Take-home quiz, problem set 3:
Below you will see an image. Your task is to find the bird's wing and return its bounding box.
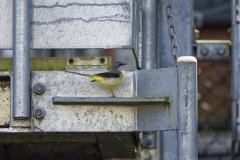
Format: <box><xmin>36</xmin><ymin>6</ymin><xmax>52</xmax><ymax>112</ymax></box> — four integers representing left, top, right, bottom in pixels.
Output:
<box><xmin>94</xmin><ymin>71</ymin><xmax>120</xmax><ymax>78</ymax></box>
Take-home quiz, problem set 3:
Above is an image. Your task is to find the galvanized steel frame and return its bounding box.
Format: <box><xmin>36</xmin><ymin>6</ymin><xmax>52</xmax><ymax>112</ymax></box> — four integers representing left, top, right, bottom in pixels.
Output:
<box><xmin>177</xmin><ymin>57</ymin><xmax>197</xmax><ymax>160</ymax></box>
<box><xmin>0</xmin><ymin>0</ymin><xmax>198</xmax><ymax>159</ymax></box>
<box><xmin>12</xmin><ymin>0</ymin><xmax>31</xmax><ymax>119</ymax></box>
<box><xmin>231</xmin><ymin>0</ymin><xmax>240</xmax><ymax>159</ymax></box>
<box><xmin>30</xmin><ymin>68</ymin><xmax>177</xmax><ymax>132</ymax></box>
<box><xmin>0</xmin><ymin>58</ymin><xmax>198</xmax><ymax>159</ymax></box>
<box><xmin>195</xmin><ymin>40</ymin><xmax>231</xmax><ymax>62</ymax></box>
<box><xmin>159</xmin><ymin>0</ymin><xmax>195</xmax><ymax>159</ymax></box>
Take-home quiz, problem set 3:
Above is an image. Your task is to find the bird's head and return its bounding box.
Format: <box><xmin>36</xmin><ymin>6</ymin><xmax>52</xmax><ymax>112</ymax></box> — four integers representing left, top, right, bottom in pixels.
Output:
<box><xmin>113</xmin><ymin>61</ymin><xmax>127</xmax><ymax>70</ymax></box>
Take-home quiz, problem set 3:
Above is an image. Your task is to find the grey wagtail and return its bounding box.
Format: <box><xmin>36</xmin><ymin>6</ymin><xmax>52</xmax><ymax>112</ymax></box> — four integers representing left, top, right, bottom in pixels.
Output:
<box><xmin>65</xmin><ymin>61</ymin><xmax>127</xmax><ymax>97</ymax></box>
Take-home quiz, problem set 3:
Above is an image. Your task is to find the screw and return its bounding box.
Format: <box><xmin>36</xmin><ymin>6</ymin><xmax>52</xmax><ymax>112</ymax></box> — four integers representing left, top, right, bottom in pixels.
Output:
<box><xmin>33</xmin><ymin>83</ymin><xmax>45</xmax><ymax>95</ymax></box>
<box><xmin>68</xmin><ymin>58</ymin><xmax>74</xmax><ymax>64</ymax></box>
<box><xmin>34</xmin><ymin>107</ymin><xmax>45</xmax><ymax>118</ymax></box>
<box><xmin>200</xmin><ymin>47</ymin><xmax>208</xmax><ymax>56</ymax></box>
<box><xmin>217</xmin><ymin>47</ymin><xmax>225</xmax><ymax>55</ymax></box>
<box><xmin>100</xmin><ymin>58</ymin><xmax>105</xmax><ymax>64</ymax></box>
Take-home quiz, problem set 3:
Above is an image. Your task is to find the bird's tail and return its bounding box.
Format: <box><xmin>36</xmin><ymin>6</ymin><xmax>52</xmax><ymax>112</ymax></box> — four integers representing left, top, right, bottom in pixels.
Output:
<box><xmin>65</xmin><ymin>70</ymin><xmax>89</xmax><ymax>76</ymax></box>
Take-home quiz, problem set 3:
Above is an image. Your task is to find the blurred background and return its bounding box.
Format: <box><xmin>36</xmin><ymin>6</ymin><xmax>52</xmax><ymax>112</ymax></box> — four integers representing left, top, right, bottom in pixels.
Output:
<box><xmin>195</xmin><ymin>0</ymin><xmax>231</xmax><ymax>159</ymax></box>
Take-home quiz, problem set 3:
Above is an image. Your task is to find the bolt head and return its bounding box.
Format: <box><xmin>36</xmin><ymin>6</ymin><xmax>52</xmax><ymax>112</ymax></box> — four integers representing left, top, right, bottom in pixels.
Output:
<box><xmin>33</xmin><ymin>83</ymin><xmax>45</xmax><ymax>95</ymax></box>
<box><xmin>200</xmin><ymin>47</ymin><xmax>209</xmax><ymax>55</ymax></box>
<box><xmin>217</xmin><ymin>48</ymin><xmax>225</xmax><ymax>55</ymax></box>
<box><xmin>34</xmin><ymin>107</ymin><xmax>45</xmax><ymax>118</ymax></box>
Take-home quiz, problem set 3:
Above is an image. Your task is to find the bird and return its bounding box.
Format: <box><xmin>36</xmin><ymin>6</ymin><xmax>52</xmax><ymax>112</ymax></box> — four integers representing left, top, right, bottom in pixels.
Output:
<box><xmin>65</xmin><ymin>61</ymin><xmax>127</xmax><ymax>97</ymax></box>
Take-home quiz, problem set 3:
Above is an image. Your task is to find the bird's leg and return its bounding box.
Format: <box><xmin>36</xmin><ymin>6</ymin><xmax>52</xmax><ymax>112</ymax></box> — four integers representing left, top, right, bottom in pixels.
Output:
<box><xmin>110</xmin><ymin>89</ymin><xmax>116</xmax><ymax>98</ymax></box>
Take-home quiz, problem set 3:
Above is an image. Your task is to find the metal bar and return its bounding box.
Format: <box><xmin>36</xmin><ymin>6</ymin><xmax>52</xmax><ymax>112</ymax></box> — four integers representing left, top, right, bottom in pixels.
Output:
<box><xmin>13</xmin><ymin>0</ymin><xmax>31</xmax><ymax>119</ymax></box>
<box><xmin>177</xmin><ymin>56</ymin><xmax>197</xmax><ymax>160</ymax></box>
<box><xmin>231</xmin><ymin>101</ymin><xmax>237</xmax><ymax>158</ymax></box>
<box><xmin>195</xmin><ymin>40</ymin><xmax>231</xmax><ymax>62</ymax></box>
<box><xmin>232</xmin><ymin>0</ymin><xmax>236</xmax><ymax>26</ymax></box>
<box><xmin>138</xmin><ymin>6</ymin><xmax>143</xmax><ymax>68</ymax></box>
<box><xmin>156</xmin><ymin>1</ymin><xmax>161</xmax><ymax>68</ymax></box>
<box><xmin>231</xmin><ymin>25</ymin><xmax>239</xmax><ymax>140</ymax></box>
<box><xmin>231</xmin><ymin>7</ymin><xmax>239</xmax><ymax>102</ymax></box>
<box><xmin>140</xmin><ymin>0</ymin><xmax>157</xmax><ymax>157</ymax></box>
<box><xmin>52</xmin><ymin>96</ymin><xmax>169</xmax><ymax>105</ymax></box>
<box><xmin>141</xmin><ymin>0</ymin><xmax>156</xmax><ymax>69</ymax></box>
<box><xmin>231</xmin><ymin>1</ymin><xmax>239</xmax><ymax>159</ymax></box>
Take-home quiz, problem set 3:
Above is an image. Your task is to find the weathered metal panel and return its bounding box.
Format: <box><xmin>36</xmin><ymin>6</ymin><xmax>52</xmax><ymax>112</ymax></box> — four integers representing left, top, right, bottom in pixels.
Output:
<box><xmin>31</xmin><ymin>68</ymin><xmax>177</xmax><ymax>132</ymax></box>
<box><xmin>136</xmin><ymin>68</ymin><xmax>178</xmax><ymax>130</ymax></box>
<box><xmin>0</xmin><ymin>0</ymin><xmax>135</xmax><ymax>49</ymax></box>
<box><xmin>0</xmin><ymin>0</ymin><xmax>12</xmax><ymax>49</ymax></box>
<box><xmin>31</xmin><ymin>71</ymin><xmax>136</xmax><ymax>132</ymax></box>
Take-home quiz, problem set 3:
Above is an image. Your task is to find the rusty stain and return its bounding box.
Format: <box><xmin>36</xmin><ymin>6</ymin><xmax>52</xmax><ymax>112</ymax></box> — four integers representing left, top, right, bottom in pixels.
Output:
<box><xmin>0</xmin><ymin>122</ymin><xmax>10</xmax><ymax>128</ymax></box>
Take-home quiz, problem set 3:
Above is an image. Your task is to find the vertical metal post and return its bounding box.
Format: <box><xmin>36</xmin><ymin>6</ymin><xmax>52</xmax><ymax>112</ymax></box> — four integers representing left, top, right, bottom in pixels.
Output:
<box><xmin>156</xmin><ymin>1</ymin><xmax>161</xmax><ymax>68</ymax></box>
<box><xmin>159</xmin><ymin>0</ymin><xmax>194</xmax><ymax>159</ymax></box>
<box><xmin>140</xmin><ymin>0</ymin><xmax>158</xmax><ymax>159</ymax></box>
<box><xmin>141</xmin><ymin>0</ymin><xmax>156</xmax><ymax>69</ymax></box>
<box><xmin>231</xmin><ymin>25</ymin><xmax>239</xmax><ymax>159</ymax></box>
<box><xmin>13</xmin><ymin>0</ymin><xmax>31</xmax><ymax>119</ymax></box>
<box><xmin>177</xmin><ymin>56</ymin><xmax>197</xmax><ymax>160</ymax></box>
<box><xmin>231</xmin><ymin>0</ymin><xmax>239</xmax><ymax>158</ymax></box>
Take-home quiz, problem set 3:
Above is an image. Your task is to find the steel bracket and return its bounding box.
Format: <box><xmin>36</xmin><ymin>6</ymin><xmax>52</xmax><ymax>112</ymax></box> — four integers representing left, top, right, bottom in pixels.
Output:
<box><xmin>195</xmin><ymin>40</ymin><xmax>231</xmax><ymax>61</ymax></box>
<box><xmin>30</xmin><ymin>68</ymin><xmax>177</xmax><ymax>132</ymax></box>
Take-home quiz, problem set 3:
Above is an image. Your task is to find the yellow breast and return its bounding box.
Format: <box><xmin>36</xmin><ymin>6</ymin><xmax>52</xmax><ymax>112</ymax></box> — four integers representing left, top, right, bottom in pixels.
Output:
<box><xmin>90</xmin><ymin>70</ymin><xmax>125</xmax><ymax>89</ymax></box>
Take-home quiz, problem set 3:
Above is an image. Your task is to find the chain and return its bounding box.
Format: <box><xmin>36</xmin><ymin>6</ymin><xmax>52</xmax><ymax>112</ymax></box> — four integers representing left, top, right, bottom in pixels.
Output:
<box><xmin>164</xmin><ymin>0</ymin><xmax>180</xmax><ymax>63</ymax></box>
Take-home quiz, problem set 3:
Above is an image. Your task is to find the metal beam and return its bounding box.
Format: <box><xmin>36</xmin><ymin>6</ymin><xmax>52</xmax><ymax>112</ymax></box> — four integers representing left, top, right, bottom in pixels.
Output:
<box><xmin>195</xmin><ymin>40</ymin><xmax>230</xmax><ymax>62</ymax></box>
<box><xmin>177</xmin><ymin>56</ymin><xmax>197</xmax><ymax>160</ymax></box>
<box><xmin>141</xmin><ymin>0</ymin><xmax>157</xmax><ymax>69</ymax></box>
<box><xmin>159</xmin><ymin>0</ymin><xmax>194</xmax><ymax>159</ymax></box>
<box><xmin>12</xmin><ymin>0</ymin><xmax>31</xmax><ymax>119</ymax></box>
<box><xmin>231</xmin><ymin>0</ymin><xmax>240</xmax><ymax>158</ymax></box>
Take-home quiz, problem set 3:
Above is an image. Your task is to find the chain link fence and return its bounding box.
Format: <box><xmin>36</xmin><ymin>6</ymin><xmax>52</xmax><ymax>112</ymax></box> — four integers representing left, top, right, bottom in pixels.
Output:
<box><xmin>197</xmin><ymin>61</ymin><xmax>231</xmax><ymax>159</ymax></box>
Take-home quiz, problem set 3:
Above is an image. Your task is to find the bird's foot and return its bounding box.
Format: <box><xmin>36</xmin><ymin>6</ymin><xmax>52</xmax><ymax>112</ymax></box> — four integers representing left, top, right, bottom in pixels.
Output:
<box><xmin>110</xmin><ymin>89</ymin><xmax>116</xmax><ymax>98</ymax></box>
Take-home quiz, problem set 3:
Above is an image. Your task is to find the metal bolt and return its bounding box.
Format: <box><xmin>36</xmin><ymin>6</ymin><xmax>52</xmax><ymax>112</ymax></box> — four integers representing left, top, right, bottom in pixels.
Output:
<box><xmin>100</xmin><ymin>58</ymin><xmax>105</xmax><ymax>64</ymax></box>
<box><xmin>34</xmin><ymin>107</ymin><xmax>45</xmax><ymax>118</ymax></box>
<box><xmin>68</xmin><ymin>58</ymin><xmax>74</xmax><ymax>64</ymax></box>
<box><xmin>33</xmin><ymin>83</ymin><xmax>45</xmax><ymax>95</ymax></box>
<box><xmin>146</xmin><ymin>139</ymin><xmax>152</xmax><ymax>147</ymax></box>
<box><xmin>217</xmin><ymin>47</ymin><xmax>225</xmax><ymax>55</ymax></box>
<box><xmin>200</xmin><ymin>47</ymin><xmax>208</xmax><ymax>56</ymax></box>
